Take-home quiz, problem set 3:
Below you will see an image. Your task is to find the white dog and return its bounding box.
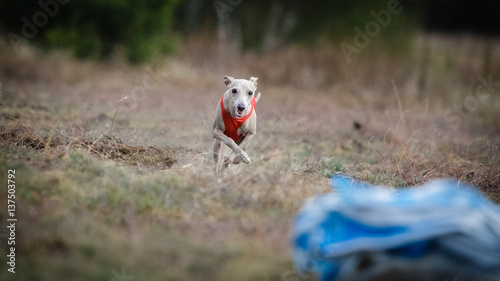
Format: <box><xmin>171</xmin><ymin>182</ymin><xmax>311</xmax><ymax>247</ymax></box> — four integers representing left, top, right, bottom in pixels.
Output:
<box><xmin>212</xmin><ymin>76</ymin><xmax>261</xmax><ymax>174</ymax></box>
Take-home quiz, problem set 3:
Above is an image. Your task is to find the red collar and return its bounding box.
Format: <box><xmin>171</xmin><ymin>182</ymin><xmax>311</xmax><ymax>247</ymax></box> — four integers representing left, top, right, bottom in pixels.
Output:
<box><xmin>220</xmin><ymin>96</ymin><xmax>256</xmax><ymax>142</ymax></box>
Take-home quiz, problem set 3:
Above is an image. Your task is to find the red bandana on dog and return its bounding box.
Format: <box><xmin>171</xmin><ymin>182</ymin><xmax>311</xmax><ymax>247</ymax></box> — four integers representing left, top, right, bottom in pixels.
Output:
<box><xmin>220</xmin><ymin>96</ymin><xmax>256</xmax><ymax>142</ymax></box>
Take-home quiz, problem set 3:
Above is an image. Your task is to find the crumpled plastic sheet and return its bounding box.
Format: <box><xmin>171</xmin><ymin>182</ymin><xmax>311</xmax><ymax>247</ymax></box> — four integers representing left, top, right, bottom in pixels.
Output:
<box><xmin>292</xmin><ymin>174</ymin><xmax>500</xmax><ymax>281</ymax></box>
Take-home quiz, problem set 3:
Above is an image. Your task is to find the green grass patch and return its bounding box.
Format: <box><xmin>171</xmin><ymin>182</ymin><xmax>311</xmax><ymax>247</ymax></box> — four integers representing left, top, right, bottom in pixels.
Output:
<box><xmin>320</xmin><ymin>157</ymin><xmax>344</xmax><ymax>178</ymax></box>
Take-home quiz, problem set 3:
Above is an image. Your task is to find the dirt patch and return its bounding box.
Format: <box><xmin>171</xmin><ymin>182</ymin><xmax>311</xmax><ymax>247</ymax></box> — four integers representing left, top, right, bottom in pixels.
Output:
<box><xmin>0</xmin><ymin>125</ymin><xmax>178</xmax><ymax>169</ymax></box>
<box><xmin>85</xmin><ymin>136</ymin><xmax>178</xmax><ymax>168</ymax></box>
<box><xmin>0</xmin><ymin>125</ymin><xmax>64</xmax><ymax>150</ymax></box>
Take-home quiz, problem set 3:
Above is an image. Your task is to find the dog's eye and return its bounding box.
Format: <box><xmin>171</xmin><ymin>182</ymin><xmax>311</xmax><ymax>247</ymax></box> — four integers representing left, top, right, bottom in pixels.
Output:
<box><xmin>248</xmin><ymin>91</ymin><xmax>253</xmax><ymax>96</ymax></box>
<box><xmin>231</xmin><ymin>89</ymin><xmax>237</xmax><ymax>94</ymax></box>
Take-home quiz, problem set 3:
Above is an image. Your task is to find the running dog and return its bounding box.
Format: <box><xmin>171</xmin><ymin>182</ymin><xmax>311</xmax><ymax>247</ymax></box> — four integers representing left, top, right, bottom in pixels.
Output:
<box><xmin>212</xmin><ymin>76</ymin><xmax>261</xmax><ymax>174</ymax></box>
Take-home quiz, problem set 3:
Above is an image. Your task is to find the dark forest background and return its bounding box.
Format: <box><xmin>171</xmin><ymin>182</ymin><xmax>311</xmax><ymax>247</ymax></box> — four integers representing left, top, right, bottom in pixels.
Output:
<box><xmin>1</xmin><ymin>0</ymin><xmax>499</xmax><ymax>63</ymax></box>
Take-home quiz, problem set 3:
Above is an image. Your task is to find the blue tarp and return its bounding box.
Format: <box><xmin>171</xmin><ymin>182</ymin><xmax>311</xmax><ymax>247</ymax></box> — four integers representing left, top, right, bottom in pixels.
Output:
<box><xmin>292</xmin><ymin>174</ymin><xmax>500</xmax><ymax>281</ymax></box>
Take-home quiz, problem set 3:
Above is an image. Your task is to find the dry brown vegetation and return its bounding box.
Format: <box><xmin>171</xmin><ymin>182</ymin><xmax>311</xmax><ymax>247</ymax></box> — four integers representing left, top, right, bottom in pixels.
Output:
<box><xmin>0</xmin><ymin>125</ymin><xmax>178</xmax><ymax>169</ymax></box>
<box><xmin>0</xmin><ymin>33</ymin><xmax>499</xmax><ymax>280</ymax></box>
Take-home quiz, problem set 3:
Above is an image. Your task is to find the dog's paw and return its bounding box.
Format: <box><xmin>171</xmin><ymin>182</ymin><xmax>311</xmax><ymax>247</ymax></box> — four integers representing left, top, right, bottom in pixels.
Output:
<box><xmin>238</xmin><ymin>151</ymin><xmax>251</xmax><ymax>164</ymax></box>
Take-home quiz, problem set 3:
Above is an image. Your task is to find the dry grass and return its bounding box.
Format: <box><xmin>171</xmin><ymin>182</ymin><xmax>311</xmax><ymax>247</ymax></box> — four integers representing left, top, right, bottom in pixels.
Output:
<box><xmin>0</xmin><ymin>33</ymin><xmax>499</xmax><ymax>280</ymax></box>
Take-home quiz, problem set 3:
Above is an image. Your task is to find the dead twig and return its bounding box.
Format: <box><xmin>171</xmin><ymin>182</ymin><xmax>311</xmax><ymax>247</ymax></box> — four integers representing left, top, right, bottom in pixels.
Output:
<box><xmin>109</xmin><ymin>107</ymin><xmax>120</xmax><ymax>144</ymax></box>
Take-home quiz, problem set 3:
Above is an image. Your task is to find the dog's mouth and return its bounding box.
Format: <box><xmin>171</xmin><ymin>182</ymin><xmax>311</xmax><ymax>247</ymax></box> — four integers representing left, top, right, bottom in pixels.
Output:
<box><xmin>235</xmin><ymin>109</ymin><xmax>244</xmax><ymax>118</ymax></box>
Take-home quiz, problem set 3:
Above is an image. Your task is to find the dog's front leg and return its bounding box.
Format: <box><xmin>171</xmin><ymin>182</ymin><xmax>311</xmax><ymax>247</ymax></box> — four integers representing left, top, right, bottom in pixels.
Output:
<box><xmin>231</xmin><ymin>133</ymin><xmax>255</xmax><ymax>165</ymax></box>
<box><xmin>212</xmin><ymin>128</ymin><xmax>251</xmax><ymax>164</ymax></box>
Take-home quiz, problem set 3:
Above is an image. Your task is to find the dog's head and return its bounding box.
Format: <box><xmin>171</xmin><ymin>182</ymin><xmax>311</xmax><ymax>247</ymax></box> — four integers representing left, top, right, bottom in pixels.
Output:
<box><xmin>223</xmin><ymin>76</ymin><xmax>258</xmax><ymax>118</ymax></box>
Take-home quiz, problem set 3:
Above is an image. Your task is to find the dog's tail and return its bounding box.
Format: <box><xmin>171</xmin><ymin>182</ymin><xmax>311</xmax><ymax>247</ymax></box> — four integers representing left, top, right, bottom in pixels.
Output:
<box><xmin>255</xmin><ymin>92</ymin><xmax>261</xmax><ymax>103</ymax></box>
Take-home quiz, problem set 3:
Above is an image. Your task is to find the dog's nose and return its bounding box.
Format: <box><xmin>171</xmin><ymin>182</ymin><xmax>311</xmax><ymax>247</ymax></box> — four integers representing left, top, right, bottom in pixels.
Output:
<box><xmin>237</xmin><ymin>105</ymin><xmax>246</xmax><ymax>112</ymax></box>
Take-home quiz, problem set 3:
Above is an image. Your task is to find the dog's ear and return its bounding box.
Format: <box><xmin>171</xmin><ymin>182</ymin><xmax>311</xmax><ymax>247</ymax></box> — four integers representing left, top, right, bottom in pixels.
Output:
<box><xmin>224</xmin><ymin>76</ymin><xmax>234</xmax><ymax>87</ymax></box>
<box><xmin>250</xmin><ymin>77</ymin><xmax>258</xmax><ymax>86</ymax></box>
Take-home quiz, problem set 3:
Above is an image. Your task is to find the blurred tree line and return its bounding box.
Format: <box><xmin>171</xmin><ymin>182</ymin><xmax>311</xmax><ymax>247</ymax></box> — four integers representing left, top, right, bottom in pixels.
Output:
<box><xmin>1</xmin><ymin>0</ymin><xmax>179</xmax><ymax>63</ymax></box>
<box><xmin>1</xmin><ymin>0</ymin><xmax>498</xmax><ymax>63</ymax></box>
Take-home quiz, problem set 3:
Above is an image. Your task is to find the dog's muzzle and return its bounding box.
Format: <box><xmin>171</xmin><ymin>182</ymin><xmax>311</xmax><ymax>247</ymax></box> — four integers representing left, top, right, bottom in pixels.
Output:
<box><xmin>236</xmin><ymin>104</ymin><xmax>246</xmax><ymax>117</ymax></box>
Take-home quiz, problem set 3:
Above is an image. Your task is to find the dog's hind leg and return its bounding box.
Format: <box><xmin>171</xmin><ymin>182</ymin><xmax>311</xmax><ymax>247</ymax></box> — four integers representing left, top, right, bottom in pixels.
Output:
<box><xmin>213</xmin><ymin>138</ymin><xmax>223</xmax><ymax>173</ymax></box>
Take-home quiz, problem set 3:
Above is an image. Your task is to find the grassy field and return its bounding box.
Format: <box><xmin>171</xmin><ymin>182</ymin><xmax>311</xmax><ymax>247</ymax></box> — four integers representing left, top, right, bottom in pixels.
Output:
<box><xmin>0</xmin><ymin>34</ymin><xmax>499</xmax><ymax>280</ymax></box>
